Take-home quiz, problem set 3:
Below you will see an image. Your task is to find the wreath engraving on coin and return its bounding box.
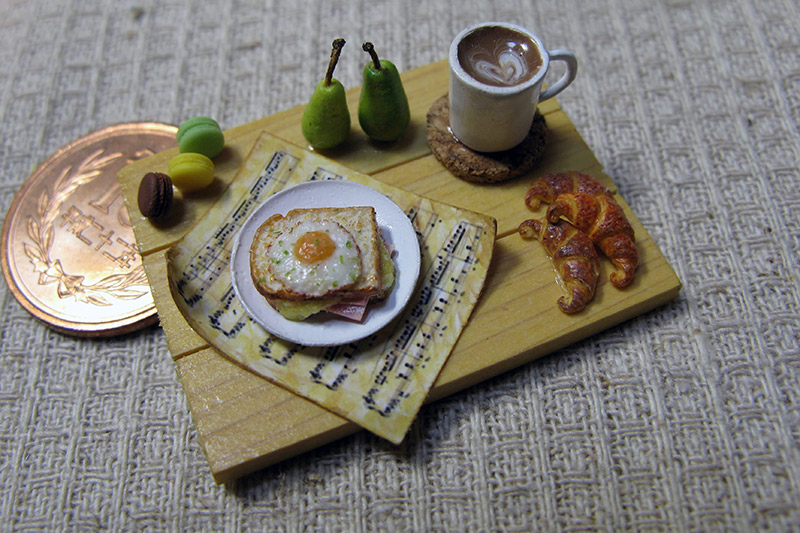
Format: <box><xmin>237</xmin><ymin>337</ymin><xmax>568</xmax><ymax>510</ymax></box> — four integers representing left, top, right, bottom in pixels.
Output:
<box><xmin>1</xmin><ymin>122</ymin><xmax>178</xmax><ymax>336</ymax></box>
<box><xmin>24</xmin><ymin>148</ymin><xmax>151</xmax><ymax>305</ymax></box>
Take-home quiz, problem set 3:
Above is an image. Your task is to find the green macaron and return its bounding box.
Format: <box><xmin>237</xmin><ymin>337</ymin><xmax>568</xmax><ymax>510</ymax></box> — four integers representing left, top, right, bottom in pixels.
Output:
<box><xmin>176</xmin><ymin>116</ymin><xmax>225</xmax><ymax>159</ymax></box>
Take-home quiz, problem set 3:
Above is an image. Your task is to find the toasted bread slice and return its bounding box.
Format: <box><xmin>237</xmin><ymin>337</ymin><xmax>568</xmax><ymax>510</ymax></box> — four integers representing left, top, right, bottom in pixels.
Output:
<box><xmin>250</xmin><ymin>206</ymin><xmax>383</xmax><ymax>303</ymax></box>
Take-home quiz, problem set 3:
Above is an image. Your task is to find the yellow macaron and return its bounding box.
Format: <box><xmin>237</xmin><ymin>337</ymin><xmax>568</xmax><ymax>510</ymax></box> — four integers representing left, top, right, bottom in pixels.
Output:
<box><xmin>168</xmin><ymin>152</ymin><xmax>215</xmax><ymax>192</ymax></box>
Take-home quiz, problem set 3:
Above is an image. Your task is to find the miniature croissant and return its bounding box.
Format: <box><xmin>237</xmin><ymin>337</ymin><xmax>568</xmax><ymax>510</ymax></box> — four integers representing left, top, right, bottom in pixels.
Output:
<box><xmin>519</xmin><ymin>218</ymin><xmax>600</xmax><ymax>314</ymax></box>
<box><xmin>547</xmin><ymin>192</ymin><xmax>638</xmax><ymax>288</ymax></box>
<box><xmin>525</xmin><ymin>171</ymin><xmax>611</xmax><ymax>210</ymax></box>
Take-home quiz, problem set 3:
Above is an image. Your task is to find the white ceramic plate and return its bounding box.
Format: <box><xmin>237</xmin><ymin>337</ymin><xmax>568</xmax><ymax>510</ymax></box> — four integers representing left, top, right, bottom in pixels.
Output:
<box><xmin>230</xmin><ymin>180</ymin><xmax>421</xmax><ymax>346</ymax></box>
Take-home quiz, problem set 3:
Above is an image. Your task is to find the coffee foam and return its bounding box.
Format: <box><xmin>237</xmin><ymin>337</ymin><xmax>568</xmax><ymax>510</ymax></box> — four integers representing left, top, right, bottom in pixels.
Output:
<box><xmin>469</xmin><ymin>49</ymin><xmax>531</xmax><ymax>86</ymax></box>
<box><xmin>457</xmin><ymin>26</ymin><xmax>542</xmax><ymax>88</ymax></box>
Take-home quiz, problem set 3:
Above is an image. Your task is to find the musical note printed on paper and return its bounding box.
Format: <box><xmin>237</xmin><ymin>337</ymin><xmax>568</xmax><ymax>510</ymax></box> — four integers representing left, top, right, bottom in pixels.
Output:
<box><xmin>166</xmin><ymin>133</ymin><xmax>496</xmax><ymax>443</ymax></box>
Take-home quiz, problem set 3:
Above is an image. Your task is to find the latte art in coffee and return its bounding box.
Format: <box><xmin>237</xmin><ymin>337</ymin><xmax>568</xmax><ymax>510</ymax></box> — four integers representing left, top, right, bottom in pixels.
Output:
<box><xmin>457</xmin><ymin>26</ymin><xmax>542</xmax><ymax>87</ymax></box>
<box><xmin>470</xmin><ymin>49</ymin><xmax>531</xmax><ymax>86</ymax></box>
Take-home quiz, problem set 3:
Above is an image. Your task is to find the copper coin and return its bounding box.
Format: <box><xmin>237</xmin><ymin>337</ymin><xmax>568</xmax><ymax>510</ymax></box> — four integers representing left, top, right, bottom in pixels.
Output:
<box><xmin>1</xmin><ymin>122</ymin><xmax>178</xmax><ymax>337</ymax></box>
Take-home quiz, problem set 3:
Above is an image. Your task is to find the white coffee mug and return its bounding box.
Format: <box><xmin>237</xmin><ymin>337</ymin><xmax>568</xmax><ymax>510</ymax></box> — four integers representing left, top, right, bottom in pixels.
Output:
<box><xmin>449</xmin><ymin>22</ymin><xmax>578</xmax><ymax>153</ymax></box>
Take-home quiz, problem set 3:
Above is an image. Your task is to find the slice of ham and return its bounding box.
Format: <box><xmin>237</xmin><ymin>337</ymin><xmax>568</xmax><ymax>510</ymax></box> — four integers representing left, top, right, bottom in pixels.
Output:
<box><xmin>325</xmin><ymin>296</ymin><xmax>371</xmax><ymax>322</ymax></box>
<box><xmin>323</xmin><ymin>240</ymin><xmax>396</xmax><ymax>322</ymax></box>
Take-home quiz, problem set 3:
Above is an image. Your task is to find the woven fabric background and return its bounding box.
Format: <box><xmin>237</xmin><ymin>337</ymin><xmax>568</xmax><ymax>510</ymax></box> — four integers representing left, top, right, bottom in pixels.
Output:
<box><xmin>1</xmin><ymin>0</ymin><xmax>799</xmax><ymax>530</ymax></box>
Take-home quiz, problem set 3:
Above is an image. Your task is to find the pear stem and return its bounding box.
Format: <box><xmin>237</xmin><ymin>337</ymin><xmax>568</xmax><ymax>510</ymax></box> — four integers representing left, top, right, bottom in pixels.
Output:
<box><xmin>362</xmin><ymin>42</ymin><xmax>381</xmax><ymax>70</ymax></box>
<box><xmin>324</xmin><ymin>38</ymin><xmax>346</xmax><ymax>86</ymax></box>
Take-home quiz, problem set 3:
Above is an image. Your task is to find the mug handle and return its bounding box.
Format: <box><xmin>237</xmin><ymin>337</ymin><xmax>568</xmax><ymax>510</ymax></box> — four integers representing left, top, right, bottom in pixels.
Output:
<box><xmin>538</xmin><ymin>50</ymin><xmax>578</xmax><ymax>102</ymax></box>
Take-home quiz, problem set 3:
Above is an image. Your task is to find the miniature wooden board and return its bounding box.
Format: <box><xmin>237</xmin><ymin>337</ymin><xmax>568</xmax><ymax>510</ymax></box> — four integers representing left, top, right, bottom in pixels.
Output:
<box><xmin>118</xmin><ymin>59</ymin><xmax>681</xmax><ymax>483</ymax></box>
<box><xmin>165</xmin><ymin>133</ymin><xmax>496</xmax><ymax>444</ymax></box>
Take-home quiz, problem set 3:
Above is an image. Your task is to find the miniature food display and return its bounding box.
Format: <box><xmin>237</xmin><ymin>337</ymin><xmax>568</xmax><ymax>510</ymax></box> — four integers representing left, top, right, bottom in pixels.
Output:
<box><xmin>521</xmin><ymin>170</ymin><xmax>639</xmax><ymax>312</ymax></box>
<box><xmin>524</xmin><ymin>170</ymin><xmax>610</xmax><ymax>210</ymax></box>
<box><xmin>358</xmin><ymin>42</ymin><xmax>410</xmax><ymax>142</ymax></box>
<box><xmin>301</xmin><ymin>39</ymin><xmax>350</xmax><ymax>150</ymax></box>
<box><xmin>547</xmin><ymin>192</ymin><xmax>638</xmax><ymax>288</ymax></box>
<box><xmin>137</xmin><ymin>172</ymin><xmax>173</xmax><ymax>219</ymax></box>
<box><xmin>519</xmin><ymin>217</ymin><xmax>600</xmax><ymax>314</ymax></box>
<box><xmin>176</xmin><ymin>116</ymin><xmax>225</xmax><ymax>159</ymax></box>
<box><xmin>249</xmin><ymin>206</ymin><xmax>395</xmax><ymax>322</ymax></box>
<box><xmin>168</xmin><ymin>152</ymin><xmax>215</xmax><ymax>192</ymax></box>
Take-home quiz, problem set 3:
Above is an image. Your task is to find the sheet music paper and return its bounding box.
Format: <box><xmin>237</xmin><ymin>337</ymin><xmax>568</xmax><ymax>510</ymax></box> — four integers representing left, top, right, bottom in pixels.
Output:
<box><xmin>166</xmin><ymin>133</ymin><xmax>495</xmax><ymax>443</ymax></box>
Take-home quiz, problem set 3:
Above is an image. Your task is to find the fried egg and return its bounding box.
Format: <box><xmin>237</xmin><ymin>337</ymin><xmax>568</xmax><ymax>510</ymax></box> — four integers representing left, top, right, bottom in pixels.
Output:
<box><xmin>266</xmin><ymin>219</ymin><xmax>362</xmax><ymax>298</ymax></box>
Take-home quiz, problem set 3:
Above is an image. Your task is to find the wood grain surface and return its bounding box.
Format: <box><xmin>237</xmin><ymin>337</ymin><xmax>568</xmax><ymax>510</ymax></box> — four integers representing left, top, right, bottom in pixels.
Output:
<box><xmin>118</xmin><ymin>59</ymin><xmax>681</xmax><ymax>484</ymax></box>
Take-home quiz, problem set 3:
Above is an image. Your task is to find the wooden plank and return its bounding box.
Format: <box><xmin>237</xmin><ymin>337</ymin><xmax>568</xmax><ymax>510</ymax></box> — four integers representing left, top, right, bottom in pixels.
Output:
<box><xmin>372</xmin><ymin>109</ymin><xmax>614</xmax><ymax>238</ymax></box>
<box><xmin>142</xmin><ymin>250</ymin><xmax>206</xmax><ymax>357</ymax></box>
<box><xmin>118</xmin><ymin>61</ymin><xmax>453</xmax><ymax>255</ymax></box>
<box><xmin>118</xmin><ymin>60</ymin><xmax>562</xmax><ymax>254</ymax></box>
<box><xmin>175</xmin><ymin>348</ymin><xmax>357</xmax><ymax>481</ymax></box>
<box><xmin>119</xmin><ymin>59</ymin><xmax>681</xmax><ymax>483</ymax></box>
<box><xmin>177</xmin><ymin>219</ymin><xmax>679</xmax><ymax>482</ymax></box>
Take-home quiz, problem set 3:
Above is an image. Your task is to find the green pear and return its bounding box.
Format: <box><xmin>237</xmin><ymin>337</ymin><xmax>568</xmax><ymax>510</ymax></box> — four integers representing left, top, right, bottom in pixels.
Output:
<box><xmin>301</xmin><ymin>39</ymin><xmax>350</xmax><ymax>150</ymax></box>
<box><xmin>358</xmin><ymin>42</ymin><xmax>410</xmax><ymax>142</ymax></box>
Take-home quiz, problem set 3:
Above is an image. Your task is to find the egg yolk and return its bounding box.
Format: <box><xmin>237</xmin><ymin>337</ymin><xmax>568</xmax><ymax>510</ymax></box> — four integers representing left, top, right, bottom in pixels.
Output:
<box><xmin>293</xmin><ymin>231</ymin><xmax>336</xmax><ymax>264</ymax></box>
